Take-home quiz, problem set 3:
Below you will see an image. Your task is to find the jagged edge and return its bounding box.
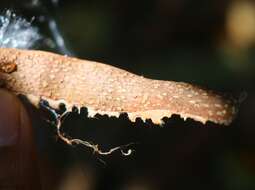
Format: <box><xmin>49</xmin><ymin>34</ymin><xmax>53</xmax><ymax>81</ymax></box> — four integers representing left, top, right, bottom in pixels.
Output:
<box><xmin>23</xmin><ymin>93</ymin><xmax>232</xmax><ymax>126</ymax></box>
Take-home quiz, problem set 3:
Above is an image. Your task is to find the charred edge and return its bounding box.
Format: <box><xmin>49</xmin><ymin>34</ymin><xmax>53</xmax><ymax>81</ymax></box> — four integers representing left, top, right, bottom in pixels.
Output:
<box><xmin>35</xmin><ymin>96</ymin><xmax>234</xmax><ymax>126</ymax></box>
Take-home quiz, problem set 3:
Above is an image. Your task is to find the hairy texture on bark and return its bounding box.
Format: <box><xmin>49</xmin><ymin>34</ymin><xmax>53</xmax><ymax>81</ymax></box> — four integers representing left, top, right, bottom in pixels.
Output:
<box><xmin>0</xmin><ymin>48</ymin><xmax>236</xmax><ymax>125</ymax></box>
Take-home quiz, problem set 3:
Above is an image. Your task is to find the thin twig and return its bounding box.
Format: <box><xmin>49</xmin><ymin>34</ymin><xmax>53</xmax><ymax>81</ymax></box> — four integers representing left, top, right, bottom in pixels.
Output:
<box><xmin>40</xmin><ymin>101</ymin><xmax>135</xmax><ymax>156</ymax></box>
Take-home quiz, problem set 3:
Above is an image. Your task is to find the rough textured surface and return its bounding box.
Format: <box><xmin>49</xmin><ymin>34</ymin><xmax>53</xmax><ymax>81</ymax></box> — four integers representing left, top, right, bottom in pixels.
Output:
<box><xmin>0</xmin><ymin>48</ymin><xmax>236</xmax><ymax>125</ymax></box>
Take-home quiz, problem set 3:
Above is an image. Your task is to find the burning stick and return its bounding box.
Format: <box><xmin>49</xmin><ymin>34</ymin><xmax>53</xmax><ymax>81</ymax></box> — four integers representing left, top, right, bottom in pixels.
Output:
<box><xmin>0</xmin><ymin>48</ymin><xmax>236</xmax><ymax>125</ymax></box>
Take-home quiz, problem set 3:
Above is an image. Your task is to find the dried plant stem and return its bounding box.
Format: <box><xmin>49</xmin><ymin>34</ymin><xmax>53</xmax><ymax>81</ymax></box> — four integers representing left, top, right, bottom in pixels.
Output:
<box><xmin>0</xmin><ymin>48</ymin><xmax>236</xmax><ymax>126</ymax></box>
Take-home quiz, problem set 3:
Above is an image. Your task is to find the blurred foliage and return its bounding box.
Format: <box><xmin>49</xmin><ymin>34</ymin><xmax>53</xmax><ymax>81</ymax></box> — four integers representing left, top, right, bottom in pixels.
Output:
<box><xmin>1</xmin><ymin>0</ymin><xmax>255</xmax><ymax>190</ymax></box>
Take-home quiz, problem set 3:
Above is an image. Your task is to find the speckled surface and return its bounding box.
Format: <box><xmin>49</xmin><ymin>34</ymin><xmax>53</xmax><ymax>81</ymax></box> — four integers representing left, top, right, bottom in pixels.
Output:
<box><xmin>0</xmin><ymin>48</ymin><xmax>236</xmax><ymax>125</ymax></box>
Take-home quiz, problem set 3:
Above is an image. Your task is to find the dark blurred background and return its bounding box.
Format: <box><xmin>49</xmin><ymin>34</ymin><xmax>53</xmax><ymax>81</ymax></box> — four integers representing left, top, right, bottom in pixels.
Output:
<box><xmin>1</xmin><ymin>0</ymin><xmax>255</xmax><ymax>190</ymax></box>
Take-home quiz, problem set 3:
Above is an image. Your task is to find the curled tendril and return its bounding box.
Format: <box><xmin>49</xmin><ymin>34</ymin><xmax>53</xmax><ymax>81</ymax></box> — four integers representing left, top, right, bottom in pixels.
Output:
<box><xmin>40</xmin><ymin>100</ymin><xmax>136</xmax><ymax>157</ymax></box>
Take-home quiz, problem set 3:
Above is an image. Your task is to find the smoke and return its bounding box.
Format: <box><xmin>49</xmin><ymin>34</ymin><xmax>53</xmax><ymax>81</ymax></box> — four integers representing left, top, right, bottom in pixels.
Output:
<box><xmin>0</xmin><ymin>10</ymin><xmax>41</xmax><ymax>49</ymax></box>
